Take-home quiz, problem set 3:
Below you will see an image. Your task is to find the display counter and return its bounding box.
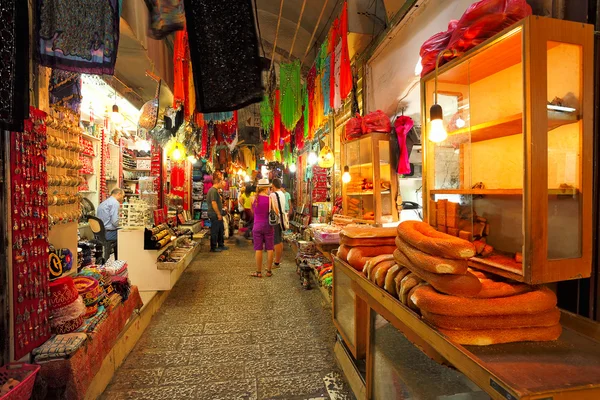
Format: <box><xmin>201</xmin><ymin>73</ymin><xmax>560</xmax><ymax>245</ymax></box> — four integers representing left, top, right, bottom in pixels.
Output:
<box><xmin>118</xmin><ymin>228</ymin><xmax>201</xmax><ymax>291</ymax></box>
<box><xmin>332</xmin><ymin>257</ymin><xmax>600</xmax><ymax>400</ymax></box>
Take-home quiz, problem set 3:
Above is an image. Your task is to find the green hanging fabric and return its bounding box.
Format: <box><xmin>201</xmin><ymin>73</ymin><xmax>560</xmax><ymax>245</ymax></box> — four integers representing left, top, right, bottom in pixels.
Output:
<box><xmin>303</xmin><ymin>84</ymin><xmax>309</xmax><ymax>139</ymax></box>
<box><xmin>260</xmin><ymin>95</ymin><xmax>273</xmax><ymax>132</ymax></box>
<box><xmin>284</xmin><ymin>143</ymin><xmax>292</xmax><ymax>165</ymax></box>
<box><xmin>279</xmin><ymin>61</ymin><xmax>303</xmax><ymax>131</ymax></box>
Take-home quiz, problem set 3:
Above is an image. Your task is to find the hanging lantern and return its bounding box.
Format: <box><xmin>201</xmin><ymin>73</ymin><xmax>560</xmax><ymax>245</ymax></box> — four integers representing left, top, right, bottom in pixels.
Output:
<box><xmin>317</xmin><ymin>144</ymin><xmax>334</xmax><ymax>168</ymax></box>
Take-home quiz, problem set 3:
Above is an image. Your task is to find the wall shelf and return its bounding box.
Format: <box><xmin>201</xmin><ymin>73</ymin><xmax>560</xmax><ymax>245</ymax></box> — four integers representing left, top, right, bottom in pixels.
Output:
<box><xmin>430</xmin><ymin>188</ymin><xmax>579</xmax><ymax>196</ymax></box>
<box><xmin>448</xmin><ymin>112</ymin><xmax>579</xmax><ymax>143</ymax></box>
<box><xmin>81</xmin><ymin>132</ymin><xmax>101</xmax><ymax>142</ymax></box>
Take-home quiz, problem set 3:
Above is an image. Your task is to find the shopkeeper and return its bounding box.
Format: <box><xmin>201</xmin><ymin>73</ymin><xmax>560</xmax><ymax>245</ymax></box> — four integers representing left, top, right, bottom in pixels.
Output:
<box><xmin>97</xmin><ymin>188</ymin><xmax>124</xmax><ymax>242</ymax></box>
<box><xmin>207</xmin><ymin>175</ymin><xmax>229</xmax><ymax>252</ymax></box>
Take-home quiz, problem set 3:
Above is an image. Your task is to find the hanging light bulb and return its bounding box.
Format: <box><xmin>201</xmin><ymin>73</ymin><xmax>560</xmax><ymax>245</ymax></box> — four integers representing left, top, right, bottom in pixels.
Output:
<box><xmin>455</xmin><ymin>117</ymin><xmax>466</xmax><ymax>128</ymax></box>
<box><xmin>307</xmin><ymin>151</ymin><xmax>318</xmax><ymax>165</ymax></box>
<box><xmin>289</xmin><ymin>163</ymin><xmax>297</xmax><ymax>173</ymax></box>
<box><xmin>171</xmin><ymin>142</ymin><xmax>185</xmax><ymax>161</ymax></box>
<box><xmin>111</xmin><ymin>89</ymin><xmax>124</xmax><ymax>125</ymax></box>
<box><xmin>187</xmin><ymin>155</ymin><xmax>198</xmax><ymax>164</ymax></box>
<box><xmin>139</xmin><ymin>140</ymin><xmax>152</xmax><ymax>152</ymax></box>
<box><xmin>429</xmin><ymin>104</ymin><xmax>447</xmax><ymax>143</ymax></box>
<box><xmin>342</xmin><ymin>166</ymin><xmax>351</xmax><ymax>183</ymax></box>
<box><xmin>244</xmin><ymin>175</ymin><xmax>251</xmax><ymax>182</ymax></box>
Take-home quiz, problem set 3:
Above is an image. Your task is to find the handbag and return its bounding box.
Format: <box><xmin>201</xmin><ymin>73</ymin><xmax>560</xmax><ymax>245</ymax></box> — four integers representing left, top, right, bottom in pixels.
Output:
<box><xmin>274</xmin><ymin>191</ymin><xmax>289</xmax><ymax>230</ymax></box>
<box><xmin>269</xmin><ymin>196</ymin><xmax>280</xmax><ymax>226</ymax></box>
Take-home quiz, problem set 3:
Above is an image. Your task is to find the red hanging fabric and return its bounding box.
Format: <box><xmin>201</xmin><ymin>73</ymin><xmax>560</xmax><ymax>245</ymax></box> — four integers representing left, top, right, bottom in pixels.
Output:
<box><xmin>295</xmin><ymin>116</ymin><xmax>305</xmax><ymax>151</ymax></box>
<box><xmin>173</xmin><ymin>30</ymin><xmax>188</xmax><ymax>110</ymax></box>
<box><xmin>307</xmin><ymin>66</ymin><xmax>316</xmax><ymax>135</ymax></box>
<box><xmin>339</xmin><ymin>2</ymin><xmax>352</xmax><ymax>100</ymax></box>
<box><xmin>328</xmin><ymin>21</ymin><xmax>339</xmax><ymax>108</ymax></box>
<box><xmin>273</xmin><ymin>90</ymin><xmax>281</xmax><ymax>149</ymax></box>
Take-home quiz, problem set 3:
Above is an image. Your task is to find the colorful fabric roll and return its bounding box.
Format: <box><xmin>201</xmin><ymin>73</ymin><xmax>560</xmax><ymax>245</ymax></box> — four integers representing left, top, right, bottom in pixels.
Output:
<box><xmin>73</xmin><ymin>276</ymin><xmax>101</xmax><ymax>307</ymax></box>
<box><xmin>84</xmin><ymin>303</ymin><xmax>98</xmax><ymax>319</ymax></box>
<box><xmin>51</xmin><ymin>296</ymin><xmax>86</xmax><ymax>324</ymax></box>
<box><xmin>49</xmin><ymin>276</ymin><xmax>79</xmax><ymax>310</ymax></box>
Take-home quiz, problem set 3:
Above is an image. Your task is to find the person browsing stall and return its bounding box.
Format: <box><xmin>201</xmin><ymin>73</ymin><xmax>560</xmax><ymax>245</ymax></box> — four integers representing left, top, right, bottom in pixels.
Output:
<box><xmin>270</xmin><ymin>178</ymin><xmax>288</xmax><ymax>268</ymax></box>
<box><xmin>207</xmin><ymin>174</ymin><xmax>229</xmax><ymax>252</ymax></box>
<box><xmin>251</xmin><ymin>179</ymin><xmax>274</xmax><ymax>277</ymax></box>
<box><xmin>96</xmin><ymin>188</ymin><xmax>124</xmax><ymax>242</ymax></box>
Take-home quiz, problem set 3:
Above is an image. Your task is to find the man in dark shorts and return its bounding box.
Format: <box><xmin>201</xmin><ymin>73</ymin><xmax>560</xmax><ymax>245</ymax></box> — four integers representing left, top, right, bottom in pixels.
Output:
<box><xmin>207</xmin><ymin>174</ymin><xmax>229</xmax><ymax>252</ymax></box>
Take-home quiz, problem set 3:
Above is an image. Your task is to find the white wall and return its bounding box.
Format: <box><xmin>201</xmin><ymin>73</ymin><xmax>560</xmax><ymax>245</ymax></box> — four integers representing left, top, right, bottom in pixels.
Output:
<box><xmin>366</xmin><ymin>0</ymin><xmax>478</xmax><ymax>121</ymax></box>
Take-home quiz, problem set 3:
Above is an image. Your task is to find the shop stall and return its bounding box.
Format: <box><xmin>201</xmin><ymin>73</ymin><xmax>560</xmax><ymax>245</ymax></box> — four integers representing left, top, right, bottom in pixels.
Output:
<box><xmin>330</xmin><ymin>16</ymin><xmax>600</xmax><ymax>400</ymax></box>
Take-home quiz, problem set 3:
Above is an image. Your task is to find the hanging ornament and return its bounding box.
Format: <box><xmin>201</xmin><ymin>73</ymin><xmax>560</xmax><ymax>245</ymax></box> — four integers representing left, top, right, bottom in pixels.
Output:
<box><xmin>279</xmin><ymin>61</ymin><xmax>302</xmax><ymax>130</ymax></box>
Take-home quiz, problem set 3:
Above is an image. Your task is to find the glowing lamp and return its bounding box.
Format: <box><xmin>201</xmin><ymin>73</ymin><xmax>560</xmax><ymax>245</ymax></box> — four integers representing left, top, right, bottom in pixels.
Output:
<box><xmin>289</xmin><ymin>163</ymin><xmax>297</xmax><ymax>173</ymax></box>
<box><xmin>307</xmin><ymin>151</ymin><xmax>318</xmax><ymax>165</ymax></box>
<box><xmin>429</xmin><ymin>104</ymin><xmax>447</xmax><ymax>143</ymax></box>
<box><xmin>342</xmin><ymin>166</ymin><xmax>351</xmax><ymax>183</ymax></box>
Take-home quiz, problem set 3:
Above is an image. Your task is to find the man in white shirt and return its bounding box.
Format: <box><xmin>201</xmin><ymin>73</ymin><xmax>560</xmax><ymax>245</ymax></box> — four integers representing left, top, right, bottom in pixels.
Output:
<box><xmin>97</xmin><ymin>188</ymin><xmax>124</xmax><ymax>249</ymax></box>
<box><xmin>270</xmin><ymin>178</ymin><xmax>288</xmax><ymax>268</ymax></box>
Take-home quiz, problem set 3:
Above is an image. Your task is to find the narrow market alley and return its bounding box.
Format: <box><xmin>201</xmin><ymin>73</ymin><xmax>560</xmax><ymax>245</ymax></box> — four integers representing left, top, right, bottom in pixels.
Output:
<box><xmin>101</xmin><ymin>241</ymin><xmax>353</xmax><ymax>400</ymax></box>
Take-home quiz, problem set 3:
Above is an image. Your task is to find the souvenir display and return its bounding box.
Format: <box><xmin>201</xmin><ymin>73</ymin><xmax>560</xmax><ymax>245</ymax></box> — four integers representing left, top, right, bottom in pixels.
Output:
<box><xmin>46</xmin><ymin>106</ymin><xmax>82</xmax><ymax>228</ymax></box>
<box><xmin>48</xmin><ymin>276</ymin><xmax>85</xmax><ymax>334</ymax></box>
<box><xmin>10</xmin><ymin>108</ymin><xmax>52</xmax><ymax>359</ymax></box>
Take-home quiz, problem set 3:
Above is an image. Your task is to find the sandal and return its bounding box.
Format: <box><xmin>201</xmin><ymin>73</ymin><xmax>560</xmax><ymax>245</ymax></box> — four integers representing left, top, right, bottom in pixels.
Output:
<box><xmin>265</xmin><ymin>270</ymin><xmax>273</xmax><ymax>277</ymax></box>
<box><xmin>250</xmin><ymin>271</ymin><xmax>262</xmax><ymax>278</ymax></box>
<box><xmin>272</xmin><ymin>263</ymin><xmax>281</xmax><ymax>269</ymax></box>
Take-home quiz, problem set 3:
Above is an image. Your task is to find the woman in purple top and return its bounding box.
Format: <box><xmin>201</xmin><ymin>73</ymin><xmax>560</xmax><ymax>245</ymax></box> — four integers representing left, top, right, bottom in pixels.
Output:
<box><xmin>250</xmin><ymin>184</ymin><xmax>274</xmax><ymax>277</ymax></box>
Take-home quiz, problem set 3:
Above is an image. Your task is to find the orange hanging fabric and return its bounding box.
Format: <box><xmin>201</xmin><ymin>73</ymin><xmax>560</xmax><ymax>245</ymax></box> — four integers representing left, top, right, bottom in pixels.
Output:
<box><xmin>339</xmin><ymin>2</ymin><xmax>352</xmax><ymax>100</ymax></box>
<box><xmin>328</xmin><ymin>21</ymin><xmax>339</xmax><ymax>108</ymax></box>
<box><xmin>173</xmin><ymin>30</ymin><xmax>188</xmax><ymax>110</ymax></box>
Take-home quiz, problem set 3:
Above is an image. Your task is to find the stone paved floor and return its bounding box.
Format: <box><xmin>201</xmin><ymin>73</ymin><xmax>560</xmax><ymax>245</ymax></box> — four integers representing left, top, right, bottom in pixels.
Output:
<box><xmin>101</xmin><ymin>237</ymin><xmax>353</xmax><ymax>400</ymax></box>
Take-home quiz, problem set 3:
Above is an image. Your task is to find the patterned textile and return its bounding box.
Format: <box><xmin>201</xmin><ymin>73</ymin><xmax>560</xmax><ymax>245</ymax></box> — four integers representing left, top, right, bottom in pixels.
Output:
<box><xmin>146</xmin><ymin>0</ymin><xmax>185</xmax><ymax>40</ymax></box>
<box><xmin>76</xmin><ymin>306</ymin><xmax>109</xmax><ymax>333</ymax></box>
<box><xmin>49</xmin><ymin>69</ymin><xmax>82</xmax><ymax>113</ymax></box>
<box><xmin>33</xmin><ymin>333</ymin><xmax>88</xmax><ymax>362</ymax></box>
<box><xmin>37</xmin><ymin>0</ymin><xmax>120</xmax><ymax>75</ymax></box>
<box><xmin>0</xmin><ymin>0</ymin><xmax>29</xmax><ymax>131</ymax></box>
<box><xmin>183</xmin><ymin>0</ymin><xmax>263</xmax><ymax>112</ymax></box>
<box><xmin>49</xmin><ymin>277</ymin><xmax>79</xmax><ymax>310</ymax></box>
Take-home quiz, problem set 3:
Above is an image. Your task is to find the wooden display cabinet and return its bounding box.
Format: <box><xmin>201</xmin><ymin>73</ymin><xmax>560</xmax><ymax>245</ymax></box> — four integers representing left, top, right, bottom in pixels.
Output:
<box><xmin>341</xmin><ymin>133</ymin><xmax>399</xmax><ymax>225</ymax></box>
<box><xmin>421</xmin><ymin>16</ymin><xmax>593</xmax><ymax>284</ymax></box>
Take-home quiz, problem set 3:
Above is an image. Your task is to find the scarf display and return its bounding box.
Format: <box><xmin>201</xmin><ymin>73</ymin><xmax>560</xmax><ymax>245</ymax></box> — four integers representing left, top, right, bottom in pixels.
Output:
<box><xmin>333</xmin><ymin>33</ymin><xmax>343</xmax><ymax>110</ymax></box>
<box><xmin>339</xmin><ymin>1</ymin><xmax>353</xmax><ymax>100</ymax></box>
<box><xmin>38</xmin><ymin>0</ymin><xmax>120</xmax><ymax>75</ymax></box>
<box><xmin>260</xmin><ymin>96</ymin><xmax>274</xmax><ymax>132</ymax></box>
<box><xmin>272</xmin><ymin>90</ymin><xmax>282</xmax><ymax>150</ymax></box>
<box><xmin>183</xmin><ymin>0</ymin><xmax>263</xmax><ymax>112</ymax></box>
<box><xmin>303</xmin><ymin>85</ymin><xmax>309</xmax><ymax>139</ymax></box>
<box><xmin>307</xmin><ymin>66</ymin><xmax>316</xmax><ymax>135</ymax></box>
<box><xmin>173</xmin><ymin>30</ymin><xmax>190</xmax><ymax>115</ymax></box>
<box><xmin>314</xmin><ymin>70</ymin><xmax>324</xmax><ymax>129</ymax></box>
<box><xmin>322</xmin><ymin>56</ymin><xmax>332</xmax><ymax>116</ymax></box>
<box><xmin>0</xmin><ymin>0</ymin><xmax>29</xmax><ymax>131</ymax></box>
<box><xmin>328</xmin><ymin>20</ymin><xmax>339</xmax><ymax>109</ymax></box>
<box><xmin>279</xmin><ymin>61</ymin><xmax>303</xmax><ymax>131</ymax></box>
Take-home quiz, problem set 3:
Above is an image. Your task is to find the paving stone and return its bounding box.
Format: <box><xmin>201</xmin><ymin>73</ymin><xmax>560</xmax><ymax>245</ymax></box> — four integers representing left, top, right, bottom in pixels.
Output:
<box><xmin>203</xmin><ymin>321</ymin><xmax>270</xmax><ymax>334</ymax></box>
<box><xmin>189</xmin><ymin>344</ymin><xmax>262</xmax><ymax>364</ymax></box>
<box><xmin>194</xmin><ymin>379</ymin><xmax>258</xmax><ymax>400</ymax></box>
<box><xmin>179</xmin><ymin>332</ymin><xmax>254</xmax><ymax>350</ymax></box>
<box><xmin>135</xmin><ymin>336</ymin><xmax>180</xmax><ymax>350</ymax></box>
<box><xmin>121</xmin><ymin>350</ymin><xmax>190</xmax><ymax>369</ymax></box>
<box><xmin>101</xmin><ymin>385</ymin><xmax>198</xmax><ymax>400</ymax></box>
<box><xmin>107</xmin><ymin>368</ymin><xmax>163</xmax><ymax>390</ymax></box>
<box><xmin>257</xmin><ymin>373</ymin><xmax>328</xmax><ymax>400</ymax></box>
<box><xmin>161</xmin><ymin>363</ymin><xmax>245</xmax><ymax>385</ymax></box>
<box><xmin>245</xmin><ymin>353</ymin><xmax>335</xmax><ymax>378</ymax></box>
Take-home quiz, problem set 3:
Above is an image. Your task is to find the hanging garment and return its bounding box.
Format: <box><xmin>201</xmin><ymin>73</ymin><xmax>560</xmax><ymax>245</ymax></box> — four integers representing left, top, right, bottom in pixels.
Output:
<box><xmin>38</xmin><ymin>0</ymin><xmax>120</xmax><ymax>75</ymax></box>
<box><xmin>146</xmin><ymin>0</ymin><xmax>185</xmax><ymax>40</ymax></box>
<box><xmin>0</xmin><ymin>0</ymin><xmax>29</xmax><ymax>131</ymax></box>
<box><xmin>314</xmin><ymin>70</ymin><xmax>323</xmax><ymax>129</ymax></box>
<box><xmin>49</xmin><ymin>70</ymin><xmax>82</xmax><ymax>113</ymax></box>
<box><xmin>394</xmin><ymin>116</ymin><xmax>414</xmax><ymax>175</ymax></box>
<box><xmin>328</xmin><ymin>20</ymin><xmax>339</xmax><ymax>109</ymax></box>
<box><xmin>204</xmin><ymin>111</ymin><xmax>234</xmax><ymax>122</ymax></box>
<box><xmin>307</xmin><ymin>66</ymin><xmax>316</xmax><ymax>135</ymax></box>
<box><xmin>279</xmin><ymin>61</ymin><xmax>303</xmax><ymax>131</ymax></box>
<box><xmin>339</xmin><ymin>2</ymin><xmax>353</xmax><ymax>100</ymax></box>
<box><xmin>334</xmin><ymin>39</ymin><xmax>342</xmax><ymax>110</ymax></box>
<box><xmin>303</xmin><ymin>85</ymin><xmax>309</xmax><ymax>140</ymax></box>
<box><xmin>173</xmin><ymin>30</ymin><xmax>189</xmax><ymax>110</ymax></box>
<box><xmin>183</xmin><ymin>0</ymin><xmax>263</xmax><ymax>112</ymax></box>
<box><xmin>260</xmin><ymin>95</ymin><xmax>274</xmax><ymax>132</ymax></box>
<box><xmin>322</xmin><ymin>56</ymin><xmax>331</xmax><ymax>116</ymax></box>
<box><xmin>272</xmin><ymin>90</ymin><xmax>281</xmax><ymax>150</ymax></box>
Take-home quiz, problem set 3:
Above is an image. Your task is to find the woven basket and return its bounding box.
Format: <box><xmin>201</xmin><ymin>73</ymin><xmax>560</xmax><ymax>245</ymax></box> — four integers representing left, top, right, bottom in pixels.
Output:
<box><xmin>0</xmin><ymin>363</ymin><xmax>40</xmax><ymax>400</ymax></box>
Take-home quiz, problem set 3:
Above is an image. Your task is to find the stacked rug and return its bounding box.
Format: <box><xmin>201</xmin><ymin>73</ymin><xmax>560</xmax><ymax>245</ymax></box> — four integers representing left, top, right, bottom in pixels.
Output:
<box><xmin>32</xmin><ymin>333</ymin><xmax>88</xmax><ymax>362</ymax></box>
<box><xmin>49</xmin><ymin>277</ymin><xmax>86</xmax><ymax>334</ymax></box>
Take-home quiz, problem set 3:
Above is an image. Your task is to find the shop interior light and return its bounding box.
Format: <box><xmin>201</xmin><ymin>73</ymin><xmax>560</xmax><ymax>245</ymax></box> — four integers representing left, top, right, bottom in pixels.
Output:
<box><xmin>139</xmin><ymin>140</ymin><xmax>152</xmax><ymax>152</ymax></box>
<box><xmin>289</xmin><ymin>163</ymin><xmax>297</xmax><ymax>173</ymax></box>
<box><xmin>342</xmin><ymin>166</ymin><xmax>351</xmax><ymax>183</ymax></box>
<box><xmin>429</xmin><ymin>50</ymin><xmax>451</xmax><ymax>143</ymax></box>
<box><xmin>414</xmin><ymin>56</ymin><xmax>423</xmax><ymax>76</ymax></box>
<box><xmin>171</xmin><ymin>143</ymin><xmax>185</xmax><ymax>161</ymax></box>
<box><xmin>111</xmin><ymin>89</ymin><xmax>124</xmax><ymax>126</ymax></box>
<box><xmin>307</xmin><ymin>151</ymin><xmax>318</xmax><ymax>165</ymax></box>
<box><xmin>455</xmin><ymin>117</ymin><xmax>466</xmax><ymax>128</ymax></box>
<box><xmin>187</xmin><ymin>155</ymin><xmax>198</xmax><ymax>164</ymax></box>
<box><xmin>244</xmin><ymin>175</ymin><xmax>251</xmax><ymax>182</ymax></box>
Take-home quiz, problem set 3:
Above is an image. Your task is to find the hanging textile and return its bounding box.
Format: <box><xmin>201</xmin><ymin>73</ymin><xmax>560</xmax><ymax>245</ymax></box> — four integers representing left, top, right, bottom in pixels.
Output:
<box><xmin>328</xmin><ymin>20</ymin><xmax>339</xmax><ymax>109</ymax></box>
<box><xmin>188</xmin><ymin>60</ymin><xmax>196</xmax><ymax>116</ymax></box>
<box><xmin>204</xmin><ymin>111</ymin><xmax>234</xmax><ymax>122</ymax></box>
<box><xmin>0</xmin><ymin>0</ymin><xmax>29</xmax><ymax>131</ymax></box>
<box><xmin>279</xmin><ymin>61</ymin><xmax>303</xmax><ymax>131</ymax></box>
<box><xmin>38</xmin><ymin>0</ymin><xmax>120</xmax><ymax>75</ymax></box>
<box><xmin>334</xmin><ymin>37</ymin><xmax>342</xmax><ymax>110</ymax></box>
<box><xmin>303</xmin><ymin>85</ymin><xmax>309</xmax><ymax>140</ymax></box>
<box><xmin>322</xmin><ymin>56</ymin><xmax>332</xmax><ymax>116</ymax></box>
<box><xmin>146</xmin><ymin>0</ymin><xmax>185</xmax><ymax>40</ymax></box>
<box><xmin>183</xmin><ymin>0</ymin><xmax>263</xmax><ymax>112</ymax></box>
<box><xmin>394</xmin><ymin>116</ymin><xmax>414</xmax><ymax>175</ymax></box>
<box><xmin>49</xmin><ymin>70</ymin><xmax>82</xmax><ymax>113</ymax></box>
<box><xmin>260</xmin><ymin>96</ymin><xmax>274</xmax><ymax>132</ymax></box>
<box><xmin>295</xmin><ymin>116</ymin><xmax>305</xmax><ymax>151</ymax></box>
<box><xmin>307</xmin><ymin>66</ymin><xmax>317</xmax><ymax>135</ymax></box>
<box><xmin>173</xmin><ymin>30</ymin><xmax>190</xmax><ymax>113</ymax></box>
<box><xmin>314</xmin><ymin>70</ymin><xmax>323</xmax><ymax>129</ymax></box>
<box><xmin>339</xmin><ymin>2</ymin><xmax>353</xmax><ymax>100</ymax></box>
<box><xmin>272</xmin><ymin>90</ymin><xmax>281</xmax><ymax>150</ymax></box>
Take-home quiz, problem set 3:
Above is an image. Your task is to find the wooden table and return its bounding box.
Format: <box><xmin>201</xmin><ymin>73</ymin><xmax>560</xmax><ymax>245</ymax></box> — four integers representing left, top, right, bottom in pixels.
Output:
<box><xmin>333</xmin><ymin>257</ymin><xmax>600</xmax><ymax>400</ymax></box>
